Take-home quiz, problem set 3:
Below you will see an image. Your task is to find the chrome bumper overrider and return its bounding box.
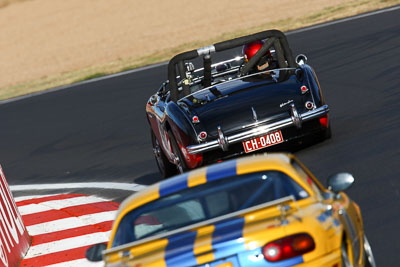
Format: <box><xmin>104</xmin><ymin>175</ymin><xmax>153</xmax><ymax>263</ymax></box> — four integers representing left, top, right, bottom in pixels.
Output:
<box><xmin>187</xmin><ymin>105</ymin><xmax>329</xmax><ymax>154</ymax></box>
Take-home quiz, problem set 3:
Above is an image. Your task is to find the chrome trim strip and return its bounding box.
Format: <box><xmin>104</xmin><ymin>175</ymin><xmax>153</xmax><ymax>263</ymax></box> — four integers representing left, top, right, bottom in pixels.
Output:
<box><xmin>251</xmin><ymin>106</ymin><xmax>258</xmax><ymax>122</ymax></box>
<box><xmin>187</xmin><ymin>105</ymin><xmax>329</xmax><ymax>154</ymax></box>
<box><xmin>217</xmin><ymin>126</ymin><xmax>229</xmax><ymax>151</ymax></box>
<box><xmin>290</xmin><ymin>103</ymin><xmax>302</xmax><ymax>129</ymax></box>
<box><xmin>180</xmin><ymin>68</ymin><xmax>296</xmax><ymax>101</ymax></box>
<box><xmin>241</xmin><ymin>112</ymin><xmax>287</xmax><ymax>130</ymax></box>
<box><xmin>193</xmin><ymin>56</ymin><xmax>244</xmax><ymax>73</ymax></box>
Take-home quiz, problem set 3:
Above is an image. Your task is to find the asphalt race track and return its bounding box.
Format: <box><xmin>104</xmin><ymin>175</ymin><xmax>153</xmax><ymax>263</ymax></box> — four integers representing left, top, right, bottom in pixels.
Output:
<box><xmin>0</xmin><ymin>6</ymin><xmax>399</xmax><ymax>266</ymax></box>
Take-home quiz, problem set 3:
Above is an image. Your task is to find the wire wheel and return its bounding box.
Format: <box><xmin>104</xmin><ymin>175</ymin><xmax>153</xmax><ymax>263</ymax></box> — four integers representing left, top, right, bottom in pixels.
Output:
<box><xmin>151</xmin><ymin>131</ymin><xmax>176</xmax><ymax>178</ymax></box>
<box><xmin>168</xmin><ymin>130</ymin><xmax>188</xmax><ymax>174</ymax></box>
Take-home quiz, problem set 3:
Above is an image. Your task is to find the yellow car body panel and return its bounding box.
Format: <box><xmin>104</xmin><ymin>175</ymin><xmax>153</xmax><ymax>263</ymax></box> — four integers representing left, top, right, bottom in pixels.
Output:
<box><xmin>103</xmin><ymin>153</ymin><xmax>367</xmax><ymax>267</ymax></box>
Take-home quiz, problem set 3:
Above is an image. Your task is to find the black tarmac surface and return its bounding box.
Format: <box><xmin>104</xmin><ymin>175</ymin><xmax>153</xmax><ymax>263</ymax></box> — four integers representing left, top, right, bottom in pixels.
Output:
<box><xmin>0</xmin><ymin>7</ymin><xmax>399</xmax><ymax>266</ymax></box>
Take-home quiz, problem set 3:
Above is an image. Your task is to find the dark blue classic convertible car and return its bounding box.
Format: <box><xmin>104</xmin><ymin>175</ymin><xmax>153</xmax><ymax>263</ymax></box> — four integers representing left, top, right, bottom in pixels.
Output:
<box><xmin>146</xmin><ymin>30</ymin><xmax>331</xmax><ymax>177</ymax></box>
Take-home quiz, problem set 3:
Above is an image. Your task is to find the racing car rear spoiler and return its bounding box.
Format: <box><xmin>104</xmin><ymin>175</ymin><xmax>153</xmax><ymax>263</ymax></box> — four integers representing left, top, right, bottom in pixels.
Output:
<box><xmin>168</xmin><ymin>29</ymin><xmax>296</xmax><ymax>102</ymax></box>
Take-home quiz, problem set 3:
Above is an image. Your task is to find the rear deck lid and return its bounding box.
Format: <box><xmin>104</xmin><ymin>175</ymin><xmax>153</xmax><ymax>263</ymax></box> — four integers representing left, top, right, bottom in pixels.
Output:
<box><xmin>181</xmin><ymin>72</ymin><xmax>305</xmax><ymax>137</ymax></box>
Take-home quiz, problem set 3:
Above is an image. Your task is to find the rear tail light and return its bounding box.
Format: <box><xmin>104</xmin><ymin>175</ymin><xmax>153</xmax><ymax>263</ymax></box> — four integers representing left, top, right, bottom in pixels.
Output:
<box><xmin>179</xmin><ymin>144</ymin><xmax>203</xmax><ymax>168</ymax></box>
<box><xmin>319</xmin><ymin>114</ymin><xmax>329</xmax><ymax>128</ymax></box>
<box><xmin>300</xmin><ymin>85</ymin><xmax>309</xmax><ymax>94</ymax></box>
<box><xmin>192</xmin><ymin>116</ymin><xmax>200</xmax><ymax>124</ymax></box>
<box><xmin>262</xmin><ymin>233</ymin><xmax>315</xmax><ymax>262</ymax></box>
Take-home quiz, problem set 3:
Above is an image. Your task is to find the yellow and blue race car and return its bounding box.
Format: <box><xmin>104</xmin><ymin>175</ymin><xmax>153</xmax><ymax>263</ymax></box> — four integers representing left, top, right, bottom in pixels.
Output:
<box><xmin>87</xmin><ymin>153</ymin><xmax>376</xmax><ymax>267</ymax></box>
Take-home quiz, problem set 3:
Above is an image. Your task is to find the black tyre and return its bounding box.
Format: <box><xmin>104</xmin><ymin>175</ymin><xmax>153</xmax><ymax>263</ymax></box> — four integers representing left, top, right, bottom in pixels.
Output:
<box><xmin>151</xmin><ymin>131</ymin><xmax>176</xmax><ymax>178</ymax></box>
<box><xmin>168</xmin><ymin>130</ymin><xmax>188</xmax><ymax>174</ymax></box>
<box><xmin>322</xmin><ymin>124</ymin><xmax>332</xmax><ymax>139</ymax></box>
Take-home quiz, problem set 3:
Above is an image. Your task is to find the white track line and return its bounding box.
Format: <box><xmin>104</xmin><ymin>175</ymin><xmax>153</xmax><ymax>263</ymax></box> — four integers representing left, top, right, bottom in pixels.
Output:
<box><xmin>25</xmin><ymin>231</ymin><xmax>111</xmax><ymax>258</ymax></box>
<box><xmin>18</xmin><ymin>195</ymin><xmax>110</xmax><ymax>215</ymax></box>
<box><xmin>14</xmin><ymin>194</ymin><xmax>58</xmax><ymax>202</ymax></box>
<box><xmin>26</xmin><ymin>210</ymin><xmax>117</xmax><ymax>236</ymax></box>
<box><xmin>10</xmin><ymin>182</ymin><xmax>146</xmax><ymax>192</ymax></box>
<box><xmin>18</xmin><ymin>204</ymin><xmax>54</xmax><ymax>215</ymax></box>
<box><xmin>46</xmin><ymin>259</ymin><xmax>105</xmax><ymax>267</ymax></box>
<box><xmin>0</xmin><ymin>5</ymin><xmax>398</xmax><ymax>105</ymax></box>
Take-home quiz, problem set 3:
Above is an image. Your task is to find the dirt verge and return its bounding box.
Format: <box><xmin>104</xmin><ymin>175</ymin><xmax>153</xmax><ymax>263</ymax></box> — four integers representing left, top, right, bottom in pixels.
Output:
<box><xmin>0</xmin><ymin>0</ymin><xmax>399</xmax><ymax>100</ymax></box>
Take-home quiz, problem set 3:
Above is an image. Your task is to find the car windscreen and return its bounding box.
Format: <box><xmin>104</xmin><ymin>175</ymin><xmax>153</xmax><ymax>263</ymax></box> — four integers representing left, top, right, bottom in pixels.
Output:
<box><xmin>112</xmin><ymin>170</ymin><xmax>308</xmax><ymax>247</ymax></box>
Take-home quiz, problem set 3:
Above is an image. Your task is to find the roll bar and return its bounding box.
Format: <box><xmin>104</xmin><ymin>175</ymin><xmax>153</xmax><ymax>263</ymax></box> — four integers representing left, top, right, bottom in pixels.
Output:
<box><xmin>168</xmin><ymin>29</ymin><xmax>295</xmax><ymax>102</ymax></box>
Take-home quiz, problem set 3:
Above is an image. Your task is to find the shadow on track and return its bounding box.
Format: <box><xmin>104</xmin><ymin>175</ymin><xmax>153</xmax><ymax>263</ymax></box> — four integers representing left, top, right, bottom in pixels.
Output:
<box><xmin>135</xmin><ymin>172</ymin><xmax>163</xmax><ymax>185</ymax></box>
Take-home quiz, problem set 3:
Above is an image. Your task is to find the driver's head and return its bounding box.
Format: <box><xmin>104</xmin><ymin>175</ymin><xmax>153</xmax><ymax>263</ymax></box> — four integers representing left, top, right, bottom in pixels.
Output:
<box><xmin>243</xmin><ymin>40</ymin><xmax>273</xmax><ymax>72</ymax></box>
<box><xmin>242</xmin><ymin>40</ymin><xmax>264</xmax><ymax>62</ymax></box>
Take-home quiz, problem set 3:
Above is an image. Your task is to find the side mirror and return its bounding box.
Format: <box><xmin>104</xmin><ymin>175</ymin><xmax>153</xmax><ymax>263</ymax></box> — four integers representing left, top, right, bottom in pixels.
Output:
<box><xmin>85</xmin><ymin>243</ymin><xmax>107</xmax><ymax>262</ymax></box>
<box><xmin>327</xmin><ymin>173</ymin><xmax>355</xmax><ymax>194</ymax></box>
<box><xmin>149</xmin><ymin>94</ymin><xmax>158</xmax><ymax>105</ymax></box>
<box><xmin>295</xmin><ymin>54</ymin><xmax>308</xmax><ymax>65</ymax></box>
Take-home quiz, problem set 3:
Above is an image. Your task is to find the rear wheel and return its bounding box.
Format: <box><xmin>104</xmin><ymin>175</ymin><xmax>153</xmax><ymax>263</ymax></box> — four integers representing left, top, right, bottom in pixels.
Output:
<box><xmin>168</xmin><ymin>130</ymin><xmax>188</xmax><ymax>174</ymax></box>
<box><xmin>363</xmin><ymin>234</ymin><xmax>376</xmax><ymax>267</ymax></box>
<box><xmin>151</xmin><ymin>131</ymin><xmax>176</xmax><ymax>178</ymax></box>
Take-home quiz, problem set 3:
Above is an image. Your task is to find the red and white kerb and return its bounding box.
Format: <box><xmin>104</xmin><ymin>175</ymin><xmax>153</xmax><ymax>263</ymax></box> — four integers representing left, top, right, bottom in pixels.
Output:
<box><xmin>16</xmin><ymin>193</ymin><xmax>119</xmax><ymax>266</ymax></box>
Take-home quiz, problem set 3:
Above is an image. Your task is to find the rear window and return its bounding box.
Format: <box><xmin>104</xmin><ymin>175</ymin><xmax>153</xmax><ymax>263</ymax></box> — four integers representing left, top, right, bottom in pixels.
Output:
<box><xmin>112</xmin><ymin>171</ymin><xmax>308</xmax><ymax>247</ymax></box>
<box><xmin>291</xmin><ymin>159</ymin><xmax>324</xmax><ymax>199</ymax></box>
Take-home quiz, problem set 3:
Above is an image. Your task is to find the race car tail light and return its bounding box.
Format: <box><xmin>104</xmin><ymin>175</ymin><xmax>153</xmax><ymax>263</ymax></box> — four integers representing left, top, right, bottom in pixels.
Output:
<box><xmin>300</xmin><ymin>85</ymin><xmax>309</xmax><ymax>94</ymax></box>
<box><xmin>319</xmin><ymin>114</ymin><xmax>329</xmax><ymax>128</ymax></box>
<box><xmin>198</xmin><ymin>131</ymin><xmax>207</xmax><ymax>141</ymax></box>
<box><xmin>262</xmin><ymin>233</ymin><xmax>315</xmax><ymax>262</ymax></box>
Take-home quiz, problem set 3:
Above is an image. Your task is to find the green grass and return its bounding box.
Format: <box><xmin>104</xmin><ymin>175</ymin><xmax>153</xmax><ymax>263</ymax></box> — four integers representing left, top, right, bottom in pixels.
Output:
<box><xmin>75</xmin><ymin>72</ymin><xmax>107</xmax><ymax>83</ymax></box>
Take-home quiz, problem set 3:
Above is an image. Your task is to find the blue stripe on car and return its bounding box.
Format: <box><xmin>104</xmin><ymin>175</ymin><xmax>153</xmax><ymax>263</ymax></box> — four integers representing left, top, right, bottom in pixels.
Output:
<box><xmin>317</xmin><ymin>213</ymin><xmax>328</xmax><ymax>223</ymax></box>
<box><xmin>317</xmin><ymin>208</ymin><xmax>333</xmax><ymax>223</ymax></box>
<box><xmin>212</xmin><ymin>217</ymin><xmax>245</xmax><ymax>259</ymax></box>
<box><xmin>333</xmin><ymin>218</ymin><xmax>340</xmax><ymax>227</ymax></box>
<box><xmin>206</xmin><ymin>159</ymin><xmax>237</xmax><ymax>182</ymax></box>
<box><xmin>159</xmin><ymin>173</ymin><xmax>189</xmax><ymax>197</ymax></box>
<box><xmin>165</xmin><ymin>231</ymin><xmax>197</xmax><ymax>267</ymax></box>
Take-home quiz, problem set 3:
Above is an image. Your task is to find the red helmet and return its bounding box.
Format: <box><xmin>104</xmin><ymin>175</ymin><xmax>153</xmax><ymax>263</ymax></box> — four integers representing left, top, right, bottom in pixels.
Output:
<box><xmin>242</xmin><ymin>40</ymin><xmax>264</xmax><ymax>61</ymax></box>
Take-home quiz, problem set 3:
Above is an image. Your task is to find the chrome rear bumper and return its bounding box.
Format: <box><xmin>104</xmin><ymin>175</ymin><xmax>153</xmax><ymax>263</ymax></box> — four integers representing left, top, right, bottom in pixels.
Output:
<box><xmin>187</xmin><ymin>105</ymin><xmax>329</xmax><ymax>154</ymax></box>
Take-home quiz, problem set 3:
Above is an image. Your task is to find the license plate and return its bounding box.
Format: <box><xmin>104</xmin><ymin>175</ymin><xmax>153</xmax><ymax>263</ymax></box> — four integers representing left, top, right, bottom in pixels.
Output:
<box><xmin>243</xmin><ymin>131</ymin><xmax>284</xmax><ymax>153</ymax></box>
